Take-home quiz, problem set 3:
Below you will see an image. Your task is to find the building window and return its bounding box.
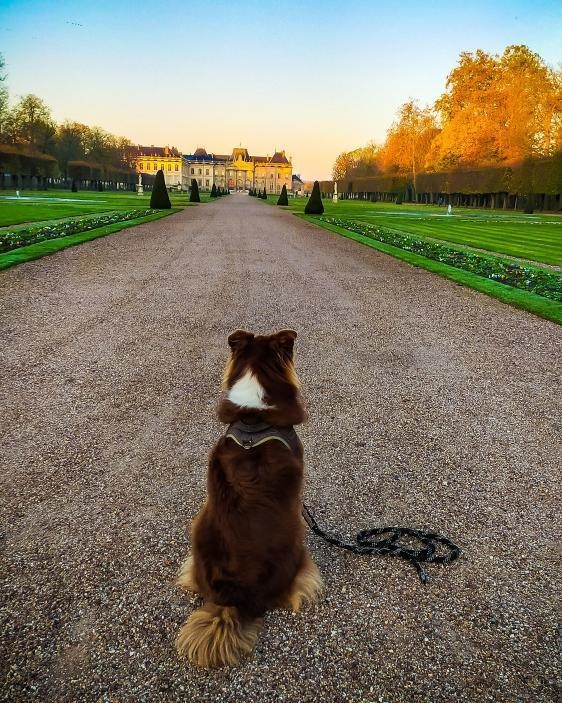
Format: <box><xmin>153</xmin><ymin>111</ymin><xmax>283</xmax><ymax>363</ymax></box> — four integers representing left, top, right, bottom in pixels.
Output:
<box><xmin>198</xmin><ymin>168</ymin><xmax>202</xmax><ymax>175</ymax></box>
<box><xmin>139</xmin><ymin>163</ymin><xmax>143</xmax><ymax>170</ymax></box>
<box><xmin>206</xmin><ymin>179</ymin><xmax>209</xmax><ymax>186</ymax></box>
<box><xmin>191</xmin><ymin>168</ymin><xmax>194</xmax><ymax>174</ymax></box>
<box><xmin>168</xmin><ymin>164</ymin><xmax>171</xmax><ymax>171</ymax></box>
<box><xmin>198</xmin><ymin>179</ymin><xmax>202</xmax><ymax>186</ymax></box>
<box><xmin>175</xmin><ymin>165</ymin><xmax>179</xmax><ymax>171</ymax></box>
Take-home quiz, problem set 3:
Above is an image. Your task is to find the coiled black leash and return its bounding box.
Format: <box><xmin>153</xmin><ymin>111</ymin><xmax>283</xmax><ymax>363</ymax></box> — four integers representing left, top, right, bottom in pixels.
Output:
<box><xmin>302</xmin><ymin>503</ymin><xmax>461</xmax><ymax>584</ymax></box>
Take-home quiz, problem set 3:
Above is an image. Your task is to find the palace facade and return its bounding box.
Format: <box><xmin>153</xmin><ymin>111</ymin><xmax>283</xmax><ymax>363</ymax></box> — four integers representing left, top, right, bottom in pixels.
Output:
<box><xmin>183</xmin><ymin>147</ymin><xmax>292</xmax><ymax>193</ymax></box>
<box><xmin>130</xmin><ymin>145</ymin><xmax>190</xmax><ymax>189</ymax></box>
<box><xmin>130</xmin><ymin>144</ymin><xmax>294</xmax><ymax>193</ymax></box>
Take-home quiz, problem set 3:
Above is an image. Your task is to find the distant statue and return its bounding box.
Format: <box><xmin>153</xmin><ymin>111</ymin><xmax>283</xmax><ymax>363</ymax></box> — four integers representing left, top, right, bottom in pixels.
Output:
<box><xmin>447</xmin><ymin>203</ymin><xmax>452</xmax><ymax>216</ymax></box>
<box><xmin>138</xmin><ymin>173</ymin><xmax>142</xmax><ymax>185</ymax></box>
<box><xmin>136</xmin><ymin>173</ymin><xmax>144</xmax><ymax>195</ymax></box>
<box><xmin>333</xmin><ymin>182</ymin><xmax>338</xmax><ymax>203</ymax></box>
<box><xmin>16</xmin><ymin>190</ymin><xmax>20</xmax><ymax>198</ymax></box>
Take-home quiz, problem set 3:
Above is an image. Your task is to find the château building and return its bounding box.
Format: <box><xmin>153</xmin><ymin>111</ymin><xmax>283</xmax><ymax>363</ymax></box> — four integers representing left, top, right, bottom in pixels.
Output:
<box><xmin>183</xmin><ymin>147</ymin><xmax>293</xmax><ymax>193</ymax></box>
<box><xmin>130</xmin><ymin>144</ymin><xmax>294</xmax><ymax>193</ymax></box>
<box><xmin>131</xmin><ymin>146</ymin><xmax>190</xmax><ymax>190</ymax></box>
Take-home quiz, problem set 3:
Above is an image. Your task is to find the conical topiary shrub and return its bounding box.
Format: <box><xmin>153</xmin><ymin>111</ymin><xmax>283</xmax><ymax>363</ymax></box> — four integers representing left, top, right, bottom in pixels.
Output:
<box><xmin>190</xmin><ymin>179</ymin><xmax>201</xmax><ymax>203</ymax></box>
<box><xmin>277</xmin><ymin>184</ymin><xmax>288</xmax><ymax>206</ymax></box>
<box><xmin>304</xmin><ymin>180</ymin><xmax>324</xmax><ymax>214</ymax></box>
<box><xmin>71</xmin><ymin>179</ymin><xmax>78</xmax><ymax>193</ymax></box>
<box><xmin>150</xmin><ymin>169</ymin><xmax>172</xmax><ymax>209</ymax></box>
<box><xmin>261</xmin><ymin>187</ymin><xmax>267</xmax><ymax>200</ymax></box>
<box><xmin>211</xmin><ymin>183</ymin><xmax>217</xmax><ymax>197</ymax></box>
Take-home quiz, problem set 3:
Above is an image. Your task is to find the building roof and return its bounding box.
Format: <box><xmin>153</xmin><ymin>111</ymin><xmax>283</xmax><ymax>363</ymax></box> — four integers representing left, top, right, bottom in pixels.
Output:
<box><xmin>269</xmin><ymin>150</ymin><xmax>290</xmax><ymax>164</ymax></box>
<box><xmin>184</xmin><ymin>148</ymin><xmax>229</xmax><ymax>163</ymax></box>
<box><xmin>232</xmin><ymin>147</ymin><xmax>251</xmax><ymax>162</ymax></box>
<box><xmin>292</xmin><ymin>174</ymin><xmax>304</xmax><ymax>184</ymax></box>
<box><xmin>132</xmin><ymin>145</ymin><xmax>180</xmax><ymax>157</ymax></box>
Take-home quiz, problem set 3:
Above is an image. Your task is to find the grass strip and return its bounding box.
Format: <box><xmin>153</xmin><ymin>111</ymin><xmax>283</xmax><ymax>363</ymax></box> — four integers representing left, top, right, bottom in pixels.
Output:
<box><xmin>298</xmin><ymin>215</ymin><xmax>562</xmax><ymax>325</ymax></box>
<box><xmin>0</xmin><ymin>210</ymin><xmax>178</xmax><ymax>271</ymax></box>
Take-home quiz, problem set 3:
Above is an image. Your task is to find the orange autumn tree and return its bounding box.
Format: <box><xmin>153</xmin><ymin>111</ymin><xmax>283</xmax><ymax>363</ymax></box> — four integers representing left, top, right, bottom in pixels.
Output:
<box><xmin>332</xmin><ymin>142</ymin><xmax>382</xmax><ymax>181</ymax></box>
<box><xmin>379</xmin><ymin>100</ymin><xmax>439</xmax><ymax>196</ymax></box>
<box><xmin>427</xmin><ymin>45</ymin><xmax>562</xmax><ymax>169</ymax></box>
<box><xmin>333</xmin><ymin>44</ymin><xmax>561</xmax><ymax>184</ymax></box>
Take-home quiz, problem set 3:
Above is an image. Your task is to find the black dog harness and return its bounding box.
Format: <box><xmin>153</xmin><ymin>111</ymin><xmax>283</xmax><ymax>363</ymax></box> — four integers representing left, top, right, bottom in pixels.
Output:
<box><xmin>225</xmin><ymin>419</ymin><xmax>301</xmax><ymax>454</ymax></box>
<box><xmin>223</xmin><ymin>419</ymin><xmax>461</xmax><ymax>583</ymax></box>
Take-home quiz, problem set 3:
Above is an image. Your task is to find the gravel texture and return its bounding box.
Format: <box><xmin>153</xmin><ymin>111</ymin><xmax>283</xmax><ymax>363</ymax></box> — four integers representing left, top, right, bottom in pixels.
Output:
<box><xmin>1</xmin><ymin>194</ymin><xmax>560</xmax><ymax>703</ymax></box>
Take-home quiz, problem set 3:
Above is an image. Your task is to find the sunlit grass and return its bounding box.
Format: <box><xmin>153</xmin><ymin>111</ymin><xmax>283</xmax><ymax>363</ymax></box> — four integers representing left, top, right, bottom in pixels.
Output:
<box><xmin>267</xmin><ymin>195</ymin><xmax>562</xmax><ymax>266</ymax></box>
<box><xmin>0</xmin><ymin>189</ymin><xmax>210</xmax><ymax>227</ymax></box>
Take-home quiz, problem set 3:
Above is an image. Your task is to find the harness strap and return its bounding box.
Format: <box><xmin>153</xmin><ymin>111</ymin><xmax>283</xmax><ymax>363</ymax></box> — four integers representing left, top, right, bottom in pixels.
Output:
<box><xmin>224</xmin><ymin>420</ymin><xmax>301</xmax><ymax>455</ymax></box>
<box><xmin>226</xmin><ymin>431</ymin><xmax>292</xmax><ymax>451</ymax></box>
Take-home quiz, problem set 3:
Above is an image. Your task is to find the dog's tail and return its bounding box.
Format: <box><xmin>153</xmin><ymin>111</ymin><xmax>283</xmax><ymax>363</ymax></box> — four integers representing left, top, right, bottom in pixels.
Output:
<box><xmin>175</xmin><ymin>603</ymin><xmax>261</xmax><ymax>668</ymax></box>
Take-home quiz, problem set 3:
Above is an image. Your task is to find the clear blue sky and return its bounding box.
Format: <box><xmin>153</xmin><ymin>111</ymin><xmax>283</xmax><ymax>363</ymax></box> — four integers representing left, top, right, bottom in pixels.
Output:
<box><xmin>1</xmin><ymin>0</ymin><xmax>560</xmax><ymax>179</ymax></box>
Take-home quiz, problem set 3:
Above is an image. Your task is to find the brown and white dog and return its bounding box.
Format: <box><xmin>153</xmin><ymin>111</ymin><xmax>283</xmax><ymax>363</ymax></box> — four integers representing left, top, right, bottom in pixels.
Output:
<box><xmin>175</xmin><ymin>329</ymin><xmax>322</xmax><ymax>667</ymax></box>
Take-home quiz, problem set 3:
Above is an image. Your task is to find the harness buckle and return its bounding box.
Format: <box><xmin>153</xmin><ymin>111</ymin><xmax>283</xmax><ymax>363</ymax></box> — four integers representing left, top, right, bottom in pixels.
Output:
<box><xmin>242</xmin><ymin>438</ymin><xmax>253</xmax><ymax>449</ymax></box>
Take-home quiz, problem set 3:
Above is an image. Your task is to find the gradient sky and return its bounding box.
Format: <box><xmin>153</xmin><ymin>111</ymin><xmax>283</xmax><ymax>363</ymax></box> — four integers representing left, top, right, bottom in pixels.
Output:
<box><xmin>1</xmin><ymin>0</ymin><xmax>561</xmax><ymax>179</ymax></box>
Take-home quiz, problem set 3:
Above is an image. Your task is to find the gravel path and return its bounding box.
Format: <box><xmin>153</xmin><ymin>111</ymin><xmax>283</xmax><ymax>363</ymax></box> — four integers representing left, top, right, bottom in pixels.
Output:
<box><xmin>1</xmin><ymin>194</ymin><xmax>560</xmax><ymax>703</ymax></box>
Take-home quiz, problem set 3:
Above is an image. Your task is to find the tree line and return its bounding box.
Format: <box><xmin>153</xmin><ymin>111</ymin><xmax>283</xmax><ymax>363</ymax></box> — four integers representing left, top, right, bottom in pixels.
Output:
<box><xmin>332</xmin><ymin>45</ymin><xmax>561</xmax><ymax>205</ymax></box>
<box><xmin>0</xmin><ymin>54</ymin><xmax>141</xmax><ymax>189</ymax></box>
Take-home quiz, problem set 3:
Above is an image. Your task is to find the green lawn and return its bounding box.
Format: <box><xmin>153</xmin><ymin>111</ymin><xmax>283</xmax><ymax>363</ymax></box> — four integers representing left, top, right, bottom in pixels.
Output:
<box><xmin>259</xmin><ymin>193</ymin><xmax>561</xmax><ymax>323</ymax></box>
<box><xmin>268</xmin><ymin>196</ymin><xmax>562</xmax><ymax>267</ymax></box>
<box><xmin>0</xmin><ymin>189</ymin><xmax>211</xmax><ymax>227</ymax></box>
<box><xmin>0</xmin><ymin>187</ymin><xmax>213</xmax><ymax>269</ymax></box>
<box><xmin>0</xmin><ymin>210</ymin><xmax>177</xmax><ymax>271</ymax></box>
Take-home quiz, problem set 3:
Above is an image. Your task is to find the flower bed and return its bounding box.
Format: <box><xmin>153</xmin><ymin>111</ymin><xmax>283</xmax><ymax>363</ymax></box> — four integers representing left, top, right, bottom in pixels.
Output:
<box><xmin>0</xmin><ymin>210</ymin><xmax>158</xmax><ymax>253</ymax></box>
<box><xmin>320</xmin><ymin>217</ymin><xmax>561</xmax><ymax>302</ymax></box>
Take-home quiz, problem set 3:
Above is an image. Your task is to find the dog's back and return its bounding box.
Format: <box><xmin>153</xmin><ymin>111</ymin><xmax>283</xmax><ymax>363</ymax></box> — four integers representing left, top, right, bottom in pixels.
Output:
<box><xmin>195</xmin><ymin>436</ymin><xmax>305</xmax><ymax>617</ymax></box>
<box><xmin>176</xmin><ymin>330</ymin><xmax>322</xmax><ymax>667</ymax></box>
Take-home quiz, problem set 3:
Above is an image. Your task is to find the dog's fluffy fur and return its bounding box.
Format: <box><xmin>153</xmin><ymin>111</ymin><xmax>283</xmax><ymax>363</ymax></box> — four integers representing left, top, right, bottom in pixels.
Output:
<box><xmin>175</xmin><ymin>330</ymin><xmax>322</xmax><ymax>668</ymax></box>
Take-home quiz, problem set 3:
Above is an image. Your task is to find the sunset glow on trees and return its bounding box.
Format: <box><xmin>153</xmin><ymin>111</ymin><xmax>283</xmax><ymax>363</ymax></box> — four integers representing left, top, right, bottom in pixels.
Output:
<box><xmin>333</xmin><ymin>45</ymin><xmax>562</xmax><ymax>184</ymax></box>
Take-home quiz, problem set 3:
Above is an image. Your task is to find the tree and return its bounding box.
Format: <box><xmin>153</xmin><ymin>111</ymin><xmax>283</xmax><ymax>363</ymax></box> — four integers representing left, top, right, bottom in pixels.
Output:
<box><xmin>304</xmin><ymin>181</ymin><xmax>324</xmax><ymax>214</ymax></box>
<box><xmin>379</xmin><ymin>100</ymin><xmax>438</xmax><ymax>197</ymax></box>
<box><xmin>427</xmin><ymin>45</ymin><xmax>561</xmax><ymax>169</ymax></box>
<box><xmin>190</xmin><ymin>178</ymin><xmax>200</xmax><ymax>202</ymax></box>
<box><xmin>150</xmin><ymin>169</ymin><xmax>171</xmax><ymax>208</ymax></box>
<box><xmin>211</xmin><ymin>183</ymin><xmax>217</xmax><ymax>197</ymax></box>
<box><xmin>277</xmin><ymin>184</ymin><xmax>288</xmax><ymax>205</ymax></box>
<box><xmin>332</xmin><ymin>143</ymin><xmax>382</xmax><ymax>181</ymax></box>
<box><xmin>9</xmin><ymin>94</ymin><xmax>55</xmax><ymax>152</ymax></box>
<box><xmin>54</xmin><ymin>121</ymin><xmax>88</xmax><ymax>176</ymax></box>
<box><xmin>332</xmin><ymin>150</ymin><xmax>359</xmax><ymax>181</ymax></box>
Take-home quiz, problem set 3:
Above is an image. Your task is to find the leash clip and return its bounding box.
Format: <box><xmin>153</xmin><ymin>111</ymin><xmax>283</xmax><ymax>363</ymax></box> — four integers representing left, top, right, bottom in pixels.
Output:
<box><xmin>242</xmin><ymin>438</ymin><xmax>253</xmax><ymax>449</ymax></box>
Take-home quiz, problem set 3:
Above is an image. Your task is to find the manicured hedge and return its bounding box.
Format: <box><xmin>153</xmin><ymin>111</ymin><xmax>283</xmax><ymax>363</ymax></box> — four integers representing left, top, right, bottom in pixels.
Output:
<box><xmin>320</xmin><ymin>217</ymin><xmax>561</xmax><ymax>302</ymax></box>
<box><xmin>0</xmin><ymin>210</ymin><xmax>157</xmax><ymax>253</ymax></box>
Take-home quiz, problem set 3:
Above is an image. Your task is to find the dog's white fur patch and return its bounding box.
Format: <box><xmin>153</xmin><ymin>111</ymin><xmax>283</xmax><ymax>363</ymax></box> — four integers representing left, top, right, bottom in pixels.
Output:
<box><xmin>228</xmin><ymin>371</ymin><xmax>272</xmax><ymax>409</ymax></box>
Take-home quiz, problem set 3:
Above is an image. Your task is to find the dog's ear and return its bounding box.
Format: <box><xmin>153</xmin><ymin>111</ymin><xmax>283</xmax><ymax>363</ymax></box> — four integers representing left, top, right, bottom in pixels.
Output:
<box><xmin>272</xmin><ymin>329</ymin><xmax>297</xmax><ymax>355</ymax></box>
<box><xmin>228</xmin><ymin>330</ymin><xmax>254</xmax><ymax>351</ymax></box>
